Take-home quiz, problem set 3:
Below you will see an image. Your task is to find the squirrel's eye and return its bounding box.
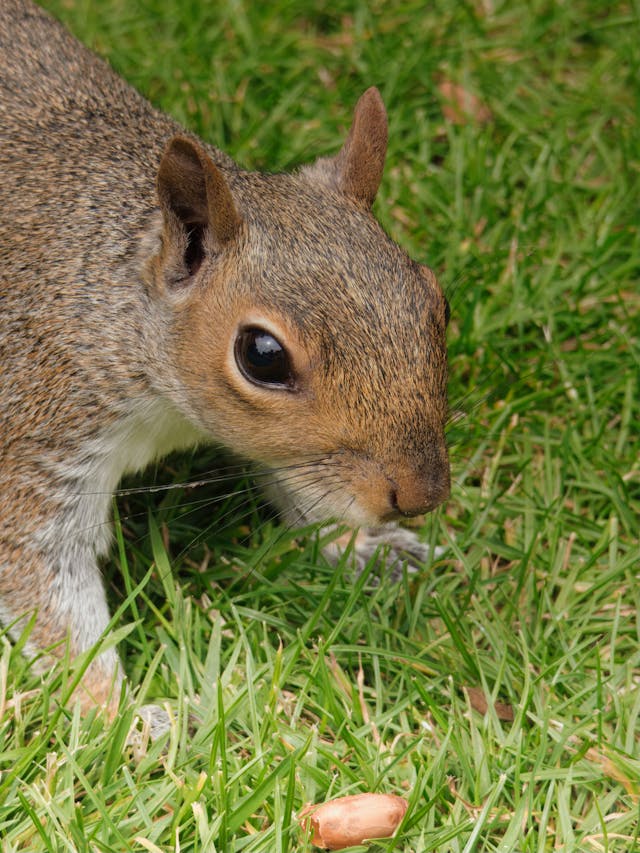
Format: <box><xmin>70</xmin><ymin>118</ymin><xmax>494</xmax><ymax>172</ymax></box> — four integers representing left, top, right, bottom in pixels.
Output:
<box><xmin>234</xmin><ymin>327</ymin><xmax>294</xmax><ymax>389</ymax></box>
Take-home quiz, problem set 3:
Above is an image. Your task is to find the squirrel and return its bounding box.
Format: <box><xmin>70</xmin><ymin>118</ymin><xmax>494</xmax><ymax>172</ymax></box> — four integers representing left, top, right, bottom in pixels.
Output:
<box><xmin>0</xmin><ymin>0</ymin><xmax>450</xmax><ymax>720</ymax></box>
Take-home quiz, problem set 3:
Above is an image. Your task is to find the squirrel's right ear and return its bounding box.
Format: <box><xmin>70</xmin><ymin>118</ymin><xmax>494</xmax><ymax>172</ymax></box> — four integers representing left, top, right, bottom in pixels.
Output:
<box><xmin>304</xmin><ymin>87</ymin><xmax>388</xmax><ymax>208</ymax></box>
<box><xmin>156</xmin><ymin>137</ymin><xmax>241</xmax><ymax>286</ymax></box>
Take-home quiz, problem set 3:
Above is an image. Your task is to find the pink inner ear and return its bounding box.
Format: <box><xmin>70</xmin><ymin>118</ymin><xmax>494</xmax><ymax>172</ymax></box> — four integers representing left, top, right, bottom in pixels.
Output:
<box><xmin>333</xmin><ymin>87</ymin><xmax>388</xmax><ymax>207</ymax></box>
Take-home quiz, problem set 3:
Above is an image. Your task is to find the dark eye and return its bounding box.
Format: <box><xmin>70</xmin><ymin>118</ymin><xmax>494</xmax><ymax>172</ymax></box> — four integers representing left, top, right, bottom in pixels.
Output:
<box><xmin>234</xmin><ymin>327</ymin><xmax>294</xmax><ymax>389</ymax></box>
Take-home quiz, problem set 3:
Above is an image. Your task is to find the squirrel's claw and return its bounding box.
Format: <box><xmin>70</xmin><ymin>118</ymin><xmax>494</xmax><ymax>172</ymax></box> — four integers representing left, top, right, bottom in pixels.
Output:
<box><xmin>323</xmin><ymin>525</ymin><xmax>445</xmax><ymax>582</ymax></box>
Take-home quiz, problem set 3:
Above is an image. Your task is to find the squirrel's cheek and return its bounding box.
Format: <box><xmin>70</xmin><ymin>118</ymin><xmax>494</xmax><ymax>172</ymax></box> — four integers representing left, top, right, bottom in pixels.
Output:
<box><xmin>173</xmin><ymin>379</ymin><xmax>333</xmax><ymax>464</ymax></box>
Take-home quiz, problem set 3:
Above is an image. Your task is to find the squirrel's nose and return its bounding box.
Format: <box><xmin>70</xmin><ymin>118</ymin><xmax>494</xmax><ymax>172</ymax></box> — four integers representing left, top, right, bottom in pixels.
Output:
<box><xmin>388</xmin><ymin>486</ymin><xmax>445</xmax><ymax>518</ymax></box>
<box><xmin>384</xmin><ymin>458</ymin><xmax>450</xmax><ymax>520</ymax></box>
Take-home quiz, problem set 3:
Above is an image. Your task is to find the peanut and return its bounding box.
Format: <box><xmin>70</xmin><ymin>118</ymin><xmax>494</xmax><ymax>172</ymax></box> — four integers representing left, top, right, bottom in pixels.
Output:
<box><xmin>299</xmin><ymin>793</ymin><xmax>408</xmax><ymax>850</ymax></box>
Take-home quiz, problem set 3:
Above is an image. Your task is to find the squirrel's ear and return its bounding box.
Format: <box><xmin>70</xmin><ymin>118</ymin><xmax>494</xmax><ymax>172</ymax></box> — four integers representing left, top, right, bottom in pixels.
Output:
<box><xmin>306</xmin><ymin>87</ymin><xmax>388</xmax><ymax>208</ymax></box>
<box><xmin>157</xmin><ymin>136</ymin><xmax>241</xmax><ymax>282</ymax></box>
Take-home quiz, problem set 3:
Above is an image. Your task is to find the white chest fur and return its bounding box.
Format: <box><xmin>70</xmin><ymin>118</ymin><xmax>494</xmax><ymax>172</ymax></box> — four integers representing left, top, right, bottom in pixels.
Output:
<box><xmin>98</xmin><ymin>398</ymin><xmax>204</xmax><ymax>487</ymax></box>
<box><xmin>47</xmin><ymin>398</ymin><xmax>204</xmax><ymax>558</ymax></box>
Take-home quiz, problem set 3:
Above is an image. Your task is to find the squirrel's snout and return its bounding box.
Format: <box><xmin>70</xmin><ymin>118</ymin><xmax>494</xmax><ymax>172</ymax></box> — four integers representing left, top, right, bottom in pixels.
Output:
<box><xmin>383</xmin><ymin>458</ymin><xmax>450</xmax><ymax>520</ymax></box>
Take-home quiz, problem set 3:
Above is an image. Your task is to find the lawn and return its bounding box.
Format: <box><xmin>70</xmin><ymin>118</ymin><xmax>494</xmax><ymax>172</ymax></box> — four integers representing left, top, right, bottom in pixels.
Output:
<box><xmin>1</xmin><ymin>0</ymin><xmax>639</xmax><ymax>851</ymax></box>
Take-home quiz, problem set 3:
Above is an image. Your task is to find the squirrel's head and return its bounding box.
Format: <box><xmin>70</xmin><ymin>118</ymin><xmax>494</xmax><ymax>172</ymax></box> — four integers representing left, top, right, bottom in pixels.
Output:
<box><xmin>150</xmin><ymin>88</ymin><xmax>450</xmax><ymax>528</ymax></box>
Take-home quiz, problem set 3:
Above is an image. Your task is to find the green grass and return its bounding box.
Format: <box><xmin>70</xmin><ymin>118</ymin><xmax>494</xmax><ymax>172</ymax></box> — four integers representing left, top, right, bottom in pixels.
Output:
<box><xmin>1</xmin><ymin>0</ymin><xmax>639</xmax><ymax>850</ymax></box>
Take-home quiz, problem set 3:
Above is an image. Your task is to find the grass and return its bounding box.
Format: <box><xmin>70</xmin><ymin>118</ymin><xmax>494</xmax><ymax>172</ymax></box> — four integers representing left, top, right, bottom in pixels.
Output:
<box><xmin>1</xmin><ymin>0</ymin><xmax>639</xmax><ymax>850</ymax></box>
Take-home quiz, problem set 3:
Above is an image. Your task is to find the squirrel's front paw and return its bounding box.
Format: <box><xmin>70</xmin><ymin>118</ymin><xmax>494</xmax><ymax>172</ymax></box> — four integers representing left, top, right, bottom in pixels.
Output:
<box><xmin>126</xmin><ymin>703</ymin><xmax>173</xmax><ymax>748</ymax></box>
<box><xmin>323</xmin><ymin>525</ymin><xmax>444</xmax><ymax>581</ymax></box>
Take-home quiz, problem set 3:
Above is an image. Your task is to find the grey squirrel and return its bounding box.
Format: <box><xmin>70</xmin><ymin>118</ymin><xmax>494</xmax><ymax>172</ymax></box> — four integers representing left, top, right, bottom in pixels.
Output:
<box><xmin>0</xmin><ymin>0</ymin><xmax>450</xmax><ymax>717</ymax></box>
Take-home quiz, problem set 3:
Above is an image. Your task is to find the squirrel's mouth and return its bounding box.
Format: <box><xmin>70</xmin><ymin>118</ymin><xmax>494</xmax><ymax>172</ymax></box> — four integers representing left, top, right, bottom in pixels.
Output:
<box><xmin>254</xmin><ymin>462</ymin><xmax>381</xmax><ymax>530</ymax></box>
<box><xmin>279</xmin><ymin>490</ymin><xmax>395</xmax><ymax>531</ymax></box>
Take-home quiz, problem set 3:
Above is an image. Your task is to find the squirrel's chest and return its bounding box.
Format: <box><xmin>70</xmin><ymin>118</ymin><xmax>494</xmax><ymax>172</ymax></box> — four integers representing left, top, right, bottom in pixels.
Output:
<box><xmin>77</xmin><ymin>401</ymin><xmax>202</xmax><ymax>554</ymax></box>
<box><xmin>55</xmin><ymin>399</ymin><xmax>203</xmax><ymax>516</ymax></box>
<box><xmin>89</xmin><ymin>400</ymin><xmax>204</xmax><ymax>491</ymax></box>
<box><xmin>29</xmin><ymin>400</ymin><xmax>205</xmax><ymax>563</ymax></box>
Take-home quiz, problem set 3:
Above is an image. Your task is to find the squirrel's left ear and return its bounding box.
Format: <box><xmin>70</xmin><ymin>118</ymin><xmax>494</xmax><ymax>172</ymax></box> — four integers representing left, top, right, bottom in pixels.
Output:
<box><xmin>306</xmin><ymin>87</ymin><xmax>388</xmax><ymax>208</ymax></box>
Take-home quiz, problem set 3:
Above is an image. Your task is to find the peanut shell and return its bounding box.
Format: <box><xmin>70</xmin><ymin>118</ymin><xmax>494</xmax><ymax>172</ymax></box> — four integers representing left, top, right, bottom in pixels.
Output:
<box><xmin>299</xmin><ymin>792</ymin><xmax>408</xmax><ymax>850</ymax></box>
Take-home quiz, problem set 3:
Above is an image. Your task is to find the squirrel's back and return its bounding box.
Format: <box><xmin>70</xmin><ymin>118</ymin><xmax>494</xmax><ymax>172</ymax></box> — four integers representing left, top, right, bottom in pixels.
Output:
<box><xmin>1</xmin><ymin>0</ymin><xmax>189</xmax><ymax>262</ymax></box>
